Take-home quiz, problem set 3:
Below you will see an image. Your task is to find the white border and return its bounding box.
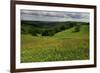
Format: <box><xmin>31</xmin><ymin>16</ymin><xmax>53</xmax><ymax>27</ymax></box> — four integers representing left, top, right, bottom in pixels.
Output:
<box><xmin>16</xmin><ymin>4</ymin><xmax>94</xmax><ymax>69</ymax></box>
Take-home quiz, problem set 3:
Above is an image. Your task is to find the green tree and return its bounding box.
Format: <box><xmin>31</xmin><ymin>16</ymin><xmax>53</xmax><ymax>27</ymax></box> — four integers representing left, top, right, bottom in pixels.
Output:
<box><xmin>74</xmin><ymin>23</ymin><xmax>81</xmax><ymax>32</ymax></box>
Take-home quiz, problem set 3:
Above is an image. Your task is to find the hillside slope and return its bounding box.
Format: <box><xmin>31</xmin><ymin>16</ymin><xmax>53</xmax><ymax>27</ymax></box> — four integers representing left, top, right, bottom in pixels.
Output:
<box><xmin>21</xmin><ymin>25</ymin><xmax>89</xmax><ymax>62</ymax></box>
<box><xmin>54</xmin><ymin>25</ymin><xmax>89</xmax><ymax>39</ymax></box>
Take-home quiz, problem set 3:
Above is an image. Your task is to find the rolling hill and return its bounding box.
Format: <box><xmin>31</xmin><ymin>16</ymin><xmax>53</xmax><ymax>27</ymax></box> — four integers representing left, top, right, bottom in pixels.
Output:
<box><xmin>21</xmin><ymin>24</ymin><xmax>89</xmax><ymax>62</ymax></box>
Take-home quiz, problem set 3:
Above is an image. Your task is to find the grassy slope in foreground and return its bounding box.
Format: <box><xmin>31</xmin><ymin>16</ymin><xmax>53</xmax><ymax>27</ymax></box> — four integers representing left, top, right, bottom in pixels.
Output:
<box><xmin>21</xmin><ymin>25</ymin><xmax>89</xmax><ymax>63</ymax></box>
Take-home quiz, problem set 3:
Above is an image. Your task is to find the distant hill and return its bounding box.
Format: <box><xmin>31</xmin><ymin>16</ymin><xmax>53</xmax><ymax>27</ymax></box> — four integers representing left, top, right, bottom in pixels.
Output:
<box><xmin>21</xmin><ymin>21</ymin><xmax>89</xmax><ymax>36</ymax></box>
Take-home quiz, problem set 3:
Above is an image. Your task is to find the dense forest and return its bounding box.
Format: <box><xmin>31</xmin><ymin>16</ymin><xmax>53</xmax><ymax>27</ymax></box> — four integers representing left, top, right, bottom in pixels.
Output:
<box><xmin>21</xmin><ymin>21</ymin><xmax>89</xmax><ymax>36</ymax></box>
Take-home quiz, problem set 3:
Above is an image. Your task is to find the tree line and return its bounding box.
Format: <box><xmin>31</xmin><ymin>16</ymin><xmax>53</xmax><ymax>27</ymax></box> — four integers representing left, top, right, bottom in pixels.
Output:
<box><xmin>21</xmin><ymin>21</ymin><xmax>89</xmax><ymax>36</ymax></box>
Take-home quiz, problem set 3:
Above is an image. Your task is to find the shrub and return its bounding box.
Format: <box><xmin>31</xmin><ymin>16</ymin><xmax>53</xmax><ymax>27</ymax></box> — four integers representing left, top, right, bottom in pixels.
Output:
<box><xmin>74</xmin><ymin>23</ymin><xmax>81</xmax><ymax>32</ymax></box>
<box><xmin>60</xmin><ymin>25</ymin><xmax>66</xmax><ymax>30</ymax></box>
<box><xmin>42</xmin><ymin>30</ymin><xmax>55</xmax><ymax>36</ymax></box>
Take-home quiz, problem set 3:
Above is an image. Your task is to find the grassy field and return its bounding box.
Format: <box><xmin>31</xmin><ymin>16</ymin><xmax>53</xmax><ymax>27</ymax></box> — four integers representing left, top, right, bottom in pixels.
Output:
<box><xmin>21</xmin><ymin>25</ymin><xmax>89</xmax><ymax>63</ymax></box>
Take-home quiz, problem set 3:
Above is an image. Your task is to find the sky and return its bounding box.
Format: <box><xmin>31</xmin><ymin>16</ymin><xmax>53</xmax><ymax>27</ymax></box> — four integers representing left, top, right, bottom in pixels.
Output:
<box><xmin>21</xmin><ymin>9</ymin><xmax>90</xmax><ymax>22</ymax></box>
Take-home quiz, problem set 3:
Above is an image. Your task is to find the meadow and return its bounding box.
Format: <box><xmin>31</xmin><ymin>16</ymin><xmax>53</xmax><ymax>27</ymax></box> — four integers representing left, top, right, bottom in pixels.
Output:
<box><xmin>21</xmin><ymin>23</ymin><xmax>89</xmax><ymax>63</ymax></box>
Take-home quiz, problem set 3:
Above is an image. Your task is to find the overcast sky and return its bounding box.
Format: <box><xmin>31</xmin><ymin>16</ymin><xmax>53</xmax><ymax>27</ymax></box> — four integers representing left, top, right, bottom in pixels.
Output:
<box><xmin>21</xmin><ymin>9</ymin><xmax>90</xmax><ymax>22</ymax></box>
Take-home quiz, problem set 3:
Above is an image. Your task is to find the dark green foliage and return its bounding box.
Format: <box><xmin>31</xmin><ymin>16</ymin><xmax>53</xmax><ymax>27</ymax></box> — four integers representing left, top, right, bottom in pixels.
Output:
<box><xmin>42</xmin><ymin>29</ymin><xmax>55</xmax><ymax>36</ymax></box>
<box><xmin>30</xmin><ymin>30</ymin><xmax>37</xmax><ymax>36</ymax></box>
<box><xmin>21</xmin><ymin>21</ymin><xmax>89</xmax><ymax>36</ymax></box>
<box><xmin>42</xmin><ymin>30</ymin><xmax>49</xmax><ymax>36</ymax></box>
<box><xmin>60</xmin><ymin>25</ymin><xmax>66</xmax><ymax>30</ymax></box>
<box><xmin>74</xmin><ymin>23</ymin><xmax>81</xmax><ymax>32</ymax></box>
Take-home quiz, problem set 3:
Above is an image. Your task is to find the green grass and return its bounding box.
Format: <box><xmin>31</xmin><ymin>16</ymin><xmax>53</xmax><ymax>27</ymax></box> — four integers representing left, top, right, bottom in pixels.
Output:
<box><xmin>21</xmin><ymin>25</ymin><xmax>89</xmax><ymax>63</ymax></box>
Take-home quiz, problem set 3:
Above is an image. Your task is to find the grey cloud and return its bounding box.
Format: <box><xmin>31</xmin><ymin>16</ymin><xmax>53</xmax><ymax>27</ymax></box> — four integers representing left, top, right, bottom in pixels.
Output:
<box><xmin>21</xmin><ymin>9</ymin><xmax>90</xmax><ymax>22</ymax></box>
